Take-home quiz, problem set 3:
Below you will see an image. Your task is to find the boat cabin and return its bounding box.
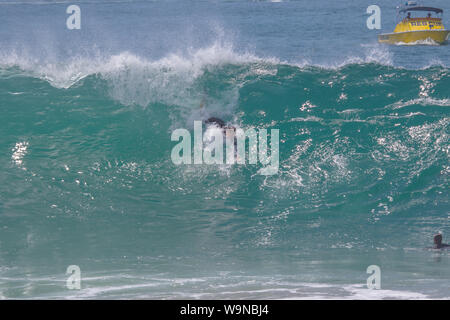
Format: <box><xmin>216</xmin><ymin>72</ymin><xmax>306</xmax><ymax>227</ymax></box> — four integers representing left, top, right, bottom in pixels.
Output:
<box><xmin>395</xmin><ymin>6</ymin><xmax>445</xmax><ymax>33</ymax></box>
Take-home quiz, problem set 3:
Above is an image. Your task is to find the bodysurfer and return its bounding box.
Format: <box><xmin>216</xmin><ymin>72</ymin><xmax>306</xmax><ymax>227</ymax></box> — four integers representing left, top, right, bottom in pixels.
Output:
<box><xmin>432</xmin><ymin>234</ymin><xmax>450</xmax><ymax>249</ymax></box>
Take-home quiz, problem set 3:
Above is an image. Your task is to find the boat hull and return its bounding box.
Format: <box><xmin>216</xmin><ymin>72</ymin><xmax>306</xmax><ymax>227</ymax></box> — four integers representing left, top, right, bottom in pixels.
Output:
<box><xmin>378</xmin><ymin>30</ymin><xmax>450</xmax><ymax>44</ymax></box>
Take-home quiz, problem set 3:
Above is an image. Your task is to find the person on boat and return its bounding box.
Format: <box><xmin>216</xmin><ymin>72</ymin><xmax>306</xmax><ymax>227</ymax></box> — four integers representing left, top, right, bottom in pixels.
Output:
<box><xmin>407</xmin><ymin>12</ymin><xmax>411</xmax><ymax>19</ymax></box>
<box><xmin>433</xmin><ymin>234</ymin><xmax>450</xmax><ymax>249</ymax></box>
<box><xmin>427</xmin><ymin>13</ymin><xmax>432</xmax><ymax>18</ymax></box>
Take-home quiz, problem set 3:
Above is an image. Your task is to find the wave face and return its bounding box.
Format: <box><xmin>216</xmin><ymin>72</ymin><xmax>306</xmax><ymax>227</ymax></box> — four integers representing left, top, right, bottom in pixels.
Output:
<box><xmin>0</xmin><ymin>49</ymin><xmax>449</xmax><ymax>298</ymax></box>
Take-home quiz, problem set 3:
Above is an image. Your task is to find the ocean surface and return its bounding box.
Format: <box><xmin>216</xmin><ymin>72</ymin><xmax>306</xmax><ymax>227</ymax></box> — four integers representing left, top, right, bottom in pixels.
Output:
<box><xmin>0</xmin><ymin>0</ymin><xmax>449</xmax><ymax>299</ymax></box>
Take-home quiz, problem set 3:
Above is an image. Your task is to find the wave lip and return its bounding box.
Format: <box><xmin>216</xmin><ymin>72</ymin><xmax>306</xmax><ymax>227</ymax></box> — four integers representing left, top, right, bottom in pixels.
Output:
<box><xmin>0</xmin><ymin>42</ymin><xmax>276</xmax><ymax>89</ymax></box>
<box><xmin>0</xmin><ymin>41</ymin><xmax>429</xmax><ymax>91</ymax></box>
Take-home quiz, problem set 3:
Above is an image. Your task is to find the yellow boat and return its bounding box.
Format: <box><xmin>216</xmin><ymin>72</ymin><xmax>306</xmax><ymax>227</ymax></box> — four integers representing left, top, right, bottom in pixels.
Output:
<box><xmin>378</xmin><ymin>4</ymin><xmax>450</xmax><ymax>44</ymax></box>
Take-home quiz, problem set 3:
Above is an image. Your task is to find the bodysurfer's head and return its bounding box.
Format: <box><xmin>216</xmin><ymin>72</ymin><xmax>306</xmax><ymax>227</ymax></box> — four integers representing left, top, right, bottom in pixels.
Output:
<box><xmin>434</xmin><ymin>234</ymin><xmax>443</xmax><ymax>248</ymax></box>
<box><xmin>205</xmin><ymin>117</ymin><xmax>226</xmax><ymax>128</ymax></box>
<box><xmin>205</xmin><ymin>117</ymin><xmax>236</xmax><ymax>133</ymax></box>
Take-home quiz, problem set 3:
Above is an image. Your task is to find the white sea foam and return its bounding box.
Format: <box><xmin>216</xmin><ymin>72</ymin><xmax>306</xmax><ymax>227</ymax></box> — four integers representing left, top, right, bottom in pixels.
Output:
<box><xmin>388</xmin><ymin>97</ymin><xmax>450</xmax><ymax>109</ymax></box>
<box><xmin>0</xmin><ymin>39</ymin><xmax>427</xmax><ymax>94</ymax></box>
<box><xmin>58</xmin><ymin>277</ymin><xmax>432</xmax><ymax>299</ymax></box>
<box><xmin>0</xmin><ymin>42</ymin><xmax>272</xmax><ymax>89</ymax></box>
<box><xmin>395</xmin><ymin>38</ymin><xmax>442</xmax><ymax>46</ymax></box>
<box><xmin>342</xmin><ymin>284</ymin><xmax>429</xmax><ymax>300</ymax></box>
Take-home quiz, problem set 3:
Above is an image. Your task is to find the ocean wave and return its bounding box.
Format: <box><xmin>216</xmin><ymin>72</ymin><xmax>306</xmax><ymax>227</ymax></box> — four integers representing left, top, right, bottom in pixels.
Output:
<box><xmin>1</xmin><ymin>40</ymin><xmax>448</xmax><ymax>222</ymax></box>
<box><xmin>1</xmin><ymin>40</ymin><xmax>441</xmax><ymax>91</ymax></box>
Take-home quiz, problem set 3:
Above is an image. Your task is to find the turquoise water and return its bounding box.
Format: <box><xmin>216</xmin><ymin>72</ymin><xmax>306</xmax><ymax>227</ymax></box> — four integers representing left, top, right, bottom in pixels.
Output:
<box><xmin>0</xmin><ymin>0</ymin><xmax>449</xmax><ymax>299</ymax></box>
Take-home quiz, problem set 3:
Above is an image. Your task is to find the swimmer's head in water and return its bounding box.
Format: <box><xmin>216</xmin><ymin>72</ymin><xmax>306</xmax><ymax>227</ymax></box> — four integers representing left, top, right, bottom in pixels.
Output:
<box><xmin>205</xmin><ymin>117</ymin><xmax>237</xmax><ymax>133</ymax></box>
<box><xmin>434</xmin><ymin>234</ymin><xmax>443</xmax><ymax>246</ymax></box>
<box><xmin>205</xmin><ymin>117</ymin><xmax>226</xmax><ymax>128</ymax></box>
